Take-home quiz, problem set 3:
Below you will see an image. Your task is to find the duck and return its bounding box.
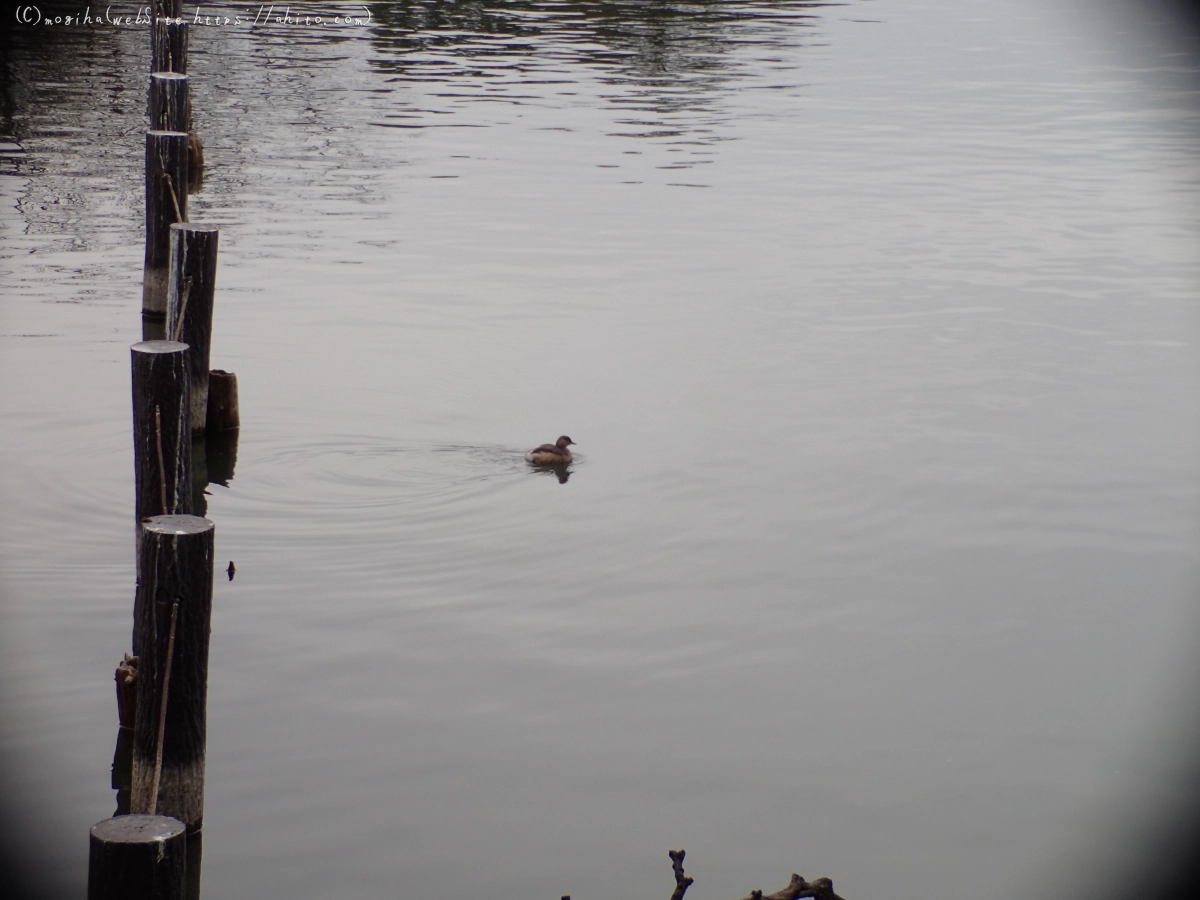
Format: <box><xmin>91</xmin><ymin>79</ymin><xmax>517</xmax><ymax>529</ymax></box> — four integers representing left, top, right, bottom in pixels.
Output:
<box><xmin>525</xmin><ymin>435</ymin><xmax>575</xmax><ymax>465</ymax></box>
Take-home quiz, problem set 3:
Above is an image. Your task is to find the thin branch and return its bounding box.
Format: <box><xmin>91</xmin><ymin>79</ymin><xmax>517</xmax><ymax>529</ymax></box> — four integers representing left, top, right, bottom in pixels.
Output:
<box><xmin>171</xmin><ymin>275</ymin><xmax>192</xmax><ymax>342</ymax></box>
<box><xmin>669</xmin><ymin>849</ymin><xmax>694</xmax><ymax>900</ymax></box>
<box><xmin>154</xmin><ymin>405</ymin><xmax>168</xmax><ymax>515</ymax></box>
<box><xmin>162</xmin><ymin>169</ymin><xmax>186</xmax><ymax>224</ymax></box>
<box><xmin>149</xmin><ymin>599</ymin><xmax>180</xmax><ymax>814</ymax></box>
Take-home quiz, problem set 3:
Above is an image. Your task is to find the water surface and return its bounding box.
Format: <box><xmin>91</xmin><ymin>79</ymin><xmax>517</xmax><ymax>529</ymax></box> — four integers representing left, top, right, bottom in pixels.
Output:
<box><xmin>2</xmin><ymin>2</ymin><xmax>1199</xmax><ymax>898</ymax></box>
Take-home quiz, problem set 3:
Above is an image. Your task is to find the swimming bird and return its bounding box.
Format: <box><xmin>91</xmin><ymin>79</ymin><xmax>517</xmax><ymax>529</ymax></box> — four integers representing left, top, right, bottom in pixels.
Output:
<box><xmin>525</xmin><ymin>435</ymin><xmax>575</xmax><ymax>465</ymax></box>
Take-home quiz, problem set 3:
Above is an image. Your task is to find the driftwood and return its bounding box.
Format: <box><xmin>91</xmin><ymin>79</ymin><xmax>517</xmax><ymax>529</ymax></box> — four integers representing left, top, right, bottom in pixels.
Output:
<box><xmin>561</xmin><ymin>850</ymin><xmax>846</xmax><ymax>900</ymax></box>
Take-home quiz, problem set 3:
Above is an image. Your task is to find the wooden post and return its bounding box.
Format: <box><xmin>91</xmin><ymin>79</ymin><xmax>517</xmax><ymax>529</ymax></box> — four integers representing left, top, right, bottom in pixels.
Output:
<box><xmin>112</xmin><ymin>724</ymin><xmax>135</xmax><ymax>816</ymax></box>
<box><xmin>88</xmin><ymin>814</ymin><xmax>186</xmax><ymax>900</ymax></box>
<box><xmin>131</xmin><ymin>341</ymin><xmax>192</xmax><ymax>547</ymax></box>
<box><xmin>206</xmin><ymin>370</ymin><xmax>240</xmax><ymax>432</ymax></box>
<box><xmin>167</xmin><ymin>224</ymin><xmax>218</xmax><ymax>432</ymax></box>
<box><xmin>142</xmin><ymin>316</ymin><xmax>167</xmax><ymax>343</ymax></box>
<box><xmin>151</xmin><ymin>19</ymin><xmax>188</xmax><ymax>74</ymax></box>
<box><xmin>131</xmin><ymin>514</ymin><xmax>215</xmax><ymax>832</ymax></box>
<box><xmin>149</xmin><ymin>73</ymin><xmax>190</xmax><ymax>134</ymax></box>
<box><xmin>113</xmin><ymin>654</ymin><xmax>139</xmax><ymax>815</ymax></box>
<box><xmin>143</xmin><ymin>131</ymin><xmax>189</xmax><ymax>318</ymax></box>
<box><xmin>185</xmin><ymin>830</ymin><xmax>203</xmax><ymax>900</ymax></box>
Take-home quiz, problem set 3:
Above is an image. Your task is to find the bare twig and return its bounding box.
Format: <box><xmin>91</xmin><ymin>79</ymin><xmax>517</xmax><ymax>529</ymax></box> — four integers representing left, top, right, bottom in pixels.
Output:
<box><xmin>669</xmin><ymin>849</ymin><xmax>694</xmax><ymax>900</ymax></box>
<box><xmin>171</xmin><ymin>276</ymin><xmax>192</xmax><ymax>342</ymax></box>
<box><xmin>149</xmin><ymin>599</ymin><xmax>180</xmax><ymax>814</ymax></box>
<box><xmin>162</xmin><ymin>169</ymin><xmax>186</xmax><ymax>223</ymax></box>
<box><xmin>154</xmin><ymin>405</ymin><xmax>168</xmax><ymax>515</ymax></box>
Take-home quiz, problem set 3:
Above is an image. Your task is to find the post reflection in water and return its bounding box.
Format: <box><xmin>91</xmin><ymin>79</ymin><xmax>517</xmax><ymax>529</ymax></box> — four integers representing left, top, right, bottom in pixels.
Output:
<box><xmin>367</xmin><ymin>0</ymin><xmax>826</xmax><ymax>151</ymax></box>
<box><xmin>191</xmin><ymin>430</ymin><xmax>240</xmax><ymax>519</ymax></box>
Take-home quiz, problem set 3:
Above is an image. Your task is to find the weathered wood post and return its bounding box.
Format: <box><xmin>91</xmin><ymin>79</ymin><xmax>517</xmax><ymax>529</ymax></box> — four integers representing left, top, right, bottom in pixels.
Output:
<box><xmin>131</xmin><ymin>514</ymin><xmax>215</xmax><ymax>833</ymax></box>
<box><xmin>143</xmin><ymin>131</ymin><xmax>189</xmax><ymax>318</ymax></box>
<box><xmin>185</xmin><ymin>830</ymin><xmax>203</xmax><ymax>900</ymax></box>
<box><xmin>88</xmin><ymin>814</ymin><xmax>186</xmax><ymax>900</ymax></box>
<box><xmin>151</xmin><ymin>18</ymin><xmax>188</xmax><ymax>74</ymax></box>
<box><xmin>149</xmin><ymin>73</ymin><xmax>190</xmax><ymax>134</ymax></box>
<box><xmin>167</xmin><ymin>224</ymin><xmax>218</xmax><ymax>433</ymax></box>
<box><xmin>113</xmin><ymin>654</ymin><xmax>139</xmax><ymax>816</ymax></box>
<box><xmin>131</xmin><ymin>341</ymin><xmax>192</xmax><ymax>546</ymax></box>
<box><xmin>206</xmin><ymin>371</ymin><xmax>240</xmax><ymax>433</ymax></box>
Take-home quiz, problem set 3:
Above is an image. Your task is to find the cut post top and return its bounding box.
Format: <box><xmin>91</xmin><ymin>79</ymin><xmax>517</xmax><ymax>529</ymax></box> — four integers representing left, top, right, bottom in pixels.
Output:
<box><xmin>90</xmin><ymin>814</ymin><xmax>186</xmax><ymax>843</ymax></box>
<box><xmin>142</xmin><ymin>514</ymin><xmax>214</xmax><ymax>536</ymax></box>
<box><xmin>132</xmin><ymin>340</ymin><xmax>189</xmax><ymax>354</ymax></box>
<box><xmin>150</xmin><ymin>71</ymin><xmax>188</xmax><ymax>82</ymax></box>
<box><xmin>148</xmin><ymin>129</ymin><xmax>189</xmax><ymax>139</ymax></box>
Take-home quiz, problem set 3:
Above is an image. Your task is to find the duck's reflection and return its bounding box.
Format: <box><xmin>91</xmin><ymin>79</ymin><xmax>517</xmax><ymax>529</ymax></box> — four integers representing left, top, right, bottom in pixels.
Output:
<box><xmin>529</xmin><ymin>462</ymin><xmax>572</xmax><ymax>484</ymax></box>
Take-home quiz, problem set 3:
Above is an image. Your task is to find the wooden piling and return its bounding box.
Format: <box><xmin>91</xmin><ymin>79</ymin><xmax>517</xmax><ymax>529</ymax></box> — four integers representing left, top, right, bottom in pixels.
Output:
<box><xmin>113</xmin><ymin>654</ymin><xmax>139</xmax><ymax>815</ymax></box>
<box><xmin>206</xmin><ymin>370</ymin><xmax>240</xmax><ymax>432</ymax></box>
<box><xmin>142</xmin><ymin>316</ymin><xmax>168</xmax><ymax>343</ymax></box>
<box><xmin>151</xmin><ymin>19</ymin><xmax>188</xmax><ymax>74</ymax></box>
<box><xmin>131</xmin><ymin>341</ymin><xmax>192</xmax><ymax>545</ymax></box>
<box><xmin>88</xmin><ymin>814</ymin><xmax>186</xmax><ymax>900</ymax></box>
<box><xmin>112</xmin><ymin>724</ymin><xmax>134</xmax><ymax>816</ymax></box>
<box><xmin>149</xmin><ymin>73</ymin><xmax>190</xmax><ymax>134</ymax></box>
<box><xmin>143</xmin><ymin>131</ymin><xmax>189</xmax><ymax>318</ymax></box>
<box><xmin>185</xmin><ymin>830</ymin><xmax>203</xmax><ymax>900</ymax></box>
<box><xmin>167</xmin><ymin>224</ymin><xmax>218</xmax><ymax>433</ymax></box>
<box><xmin>131</xmin><ymin>514</ymin><xmax>215</xmax><ymax>832</ymax></box>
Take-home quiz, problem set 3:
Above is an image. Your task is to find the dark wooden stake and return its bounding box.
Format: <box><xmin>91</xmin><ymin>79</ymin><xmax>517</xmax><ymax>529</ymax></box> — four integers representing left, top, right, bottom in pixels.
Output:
<box><xmin>116</xmin><ymin>653</ymin><xmax>139</xmax><ymax>728</ymax></box>
<box><xmin>88</xmin><ymin>814</ymin><xmax>186</xmax><ymax>900</ymax></box>
<box><xmin>151</xmin><ymin>19</ymin><xmax>189</xmax><ymax>74</ymax></box>
<box><xmin>142</xmin><ymin>317</ymin><xmax>167</xmax><ymax>342</ymax></box>
<box><xmin>143</xmin><ymin>131</ymin><xmax>189</xmax><ymax>318</ymax></box>
<box><xmin>185</xmin><ymin>830</ymin><xmax>203</xmax><ymax>900</ymax></box>
<box><xmin>206</xmin><ymin>370</ymin><xmax>240</xmax><ymax>432</ymax></box>
<box><xmin>112</xmin><ymin>654</ymin><xmax>139</xmax><ymax>814</ymax></box>
<box><xmin>149</xmin><ymin>73</ymin><xmax>190</xmax><ymax>134</ymax></box>
<box><xmin>131</xmin><ymin>514</ymin><xmax>215</xmax><ymax>832</ymax></box>
<box><xmin>131</xmin><ymin>341</ymin><xmax>192</xmax><ymax>551</ymax></box>
<box><xmin>167</xmin><ymin>223</ymin><xmax>218</xmax><ymax>432</ymax></box>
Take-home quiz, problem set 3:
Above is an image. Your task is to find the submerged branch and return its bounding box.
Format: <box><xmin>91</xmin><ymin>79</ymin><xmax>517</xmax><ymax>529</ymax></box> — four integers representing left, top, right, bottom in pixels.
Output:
<box><xmin>560</xmin><ymin>849</ymin><xmax>845</xmax><ymax>900</ymax></box>
<box><xmin>669</xmin><ymin>849</ymin><xmax>695</xmax><ymax>900</ymax></box>
<box><xmin>671</xmin><ymin>850</ymin><xmax>846</xmax><ymax>900</ymax></box>
<box><xmin>735</xmin><ymin>871</ymin><xmax>846</xmax><ymax>900</ymax></box>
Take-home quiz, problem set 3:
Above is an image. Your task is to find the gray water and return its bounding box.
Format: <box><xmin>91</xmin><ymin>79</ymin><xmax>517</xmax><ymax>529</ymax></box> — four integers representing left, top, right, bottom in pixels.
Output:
<box><xmin>2</xmin><ymin>1</ymin><xmax>1199</xmax><ymax>898</ymax></box>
